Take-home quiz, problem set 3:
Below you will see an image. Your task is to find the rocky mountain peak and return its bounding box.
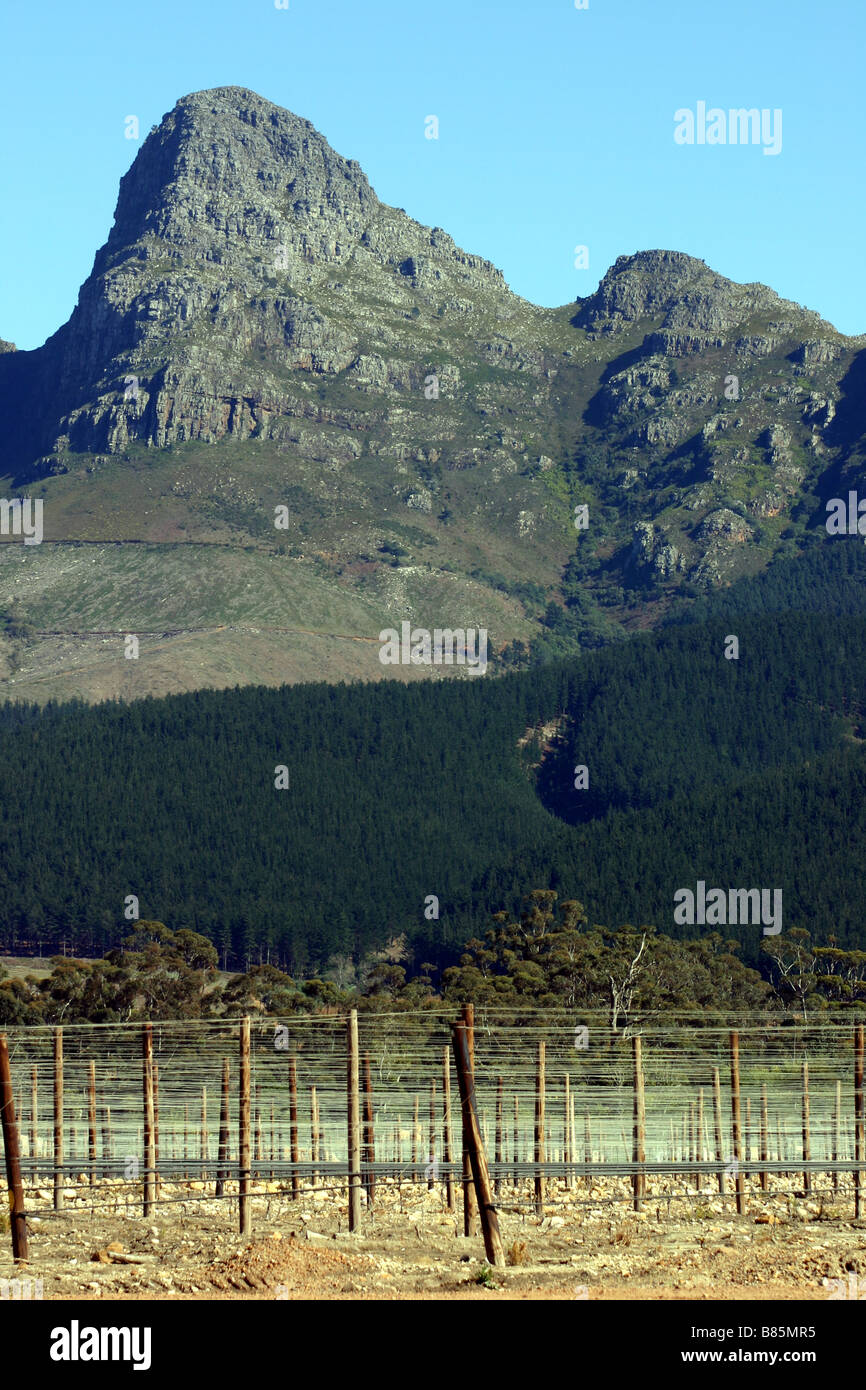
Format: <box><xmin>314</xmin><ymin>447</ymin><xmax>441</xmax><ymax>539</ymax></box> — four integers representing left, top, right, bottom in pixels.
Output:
<box><xmin>98</xmin><ymin>86</ymin><xmax>378</xmax><ymax>276</ymax></box>
<box><xmin>574</xmin><ymin>248</ymin><xmax>818</xmax><ymax>338</ymax></box>
<box><xmin>0</xmin><ymin>89</ymin><xmax>862</xmax><ymax>702</ymax></box>
<box><xmin>91</xmin><ymin>84</ymin><xmax>511</xmax><ymax>304</ymax></box>
<box><xmin>3</xmin><ymin>86</ymin><xmax>518</xmax><ymax>467</ymax></box>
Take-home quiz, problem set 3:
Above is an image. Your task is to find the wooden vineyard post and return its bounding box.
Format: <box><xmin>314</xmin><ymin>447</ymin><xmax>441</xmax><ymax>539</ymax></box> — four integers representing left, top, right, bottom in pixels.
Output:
<box><xmin>412</xmin><ymin>1097</ymin><xmax>420</xmax><ymax>1180</ymax></box>
<box><xmin>584</xmin><ymin>1113</ymin><xmax>592</xmax><ymax>1188</ymax></box>
<box><xmin>310</xmin><ymin>1086</ymin><xmax>320</xmax><ymax>1188</ymax></box>
<box><xmin>239</xmin><ymin>1017</ymin><xmax>251</xmax><ymax>1236</ymax></box>
<box><xmin>802</xmin><ymin>1061</ymin><xmax>811</xmax><ymax>1196</ymax></box>
<box><xmin>719</xmin><ymin>1070</ymin><xmax>733</xmax><ymax>1192</ymax></box>
<box><xmin>729</xmin><ymin>1030</ymin><xmax>745</xmax><ymax>1215</ymax></box>
<box><xmin>103</xmin><ymin>1106</ymin><xmax>111</xmax><ymax>1172</ymax></box>
<box><xmin>443</xmin><ymin>1047</ymin><xmax>455</xmax><ymax>1211</ymax></box>
<box><xmin>363</xmin><ymin>1055</ymin><xmax>375</xmax><ymax>1205</ymax></box>
<box><xmin>569</xmin><ymin>1090</ymin><xmax>577</xmax><ymax>1191</ymax></box>
<box><xmin>0</xmin><ymin>1034</ymin><xmax>29</xmax><ymax>1263</ymax></box>
<box><xmin>53</xmin><ymin>1026</ymin><xmax>63</xmax><ymax>1211</ymax></box>
<box><xmin>760</xmin><ymin>1084</ymin><xmax>769</xmax><ymax>1192</ymax></box>
<box><xmin>153</xmin><ymin>1061</ymin><xmax>160</xmax><ymax>1196</ymax></box>
<box><xmin>142</xmin><ymin>1023</ymin><xmax>156</xmax><ymax>1216</ymax></box>
<box><xmin>494</xmin><ymin>1077</ymin><xmax>503</xmax><ymax>1197</ymax></box>
<box><xmin>216</xmin><ymin>1057</ymin><xmax>230</xmax><ymax>1198</ymax></box>
<box><xmin>697</xmin><ymin>1087</ymin><xmax>705</xmax><ymax>1181</ymax></box>
<box><xmin>633</xmin><ymin>1035</ymin><xmax>646</xmax><ymax>1211</ymax></box>
<box><xmin>30</xmin><ymin>1066</ymin><xmax>37</xmax><ymax>1181</ymax></box>
<box><xmin>855</xmin><ymin>1024</ymin><xmax>864</xmax><ymax>1219</ymax></box>
<box><xmin>833</xmin><ymin>1079</ymin><xmax>841</xmax><ymax>1194</ymax></box>
<box><xmin>87</xmin><ymin>1060</ymin><xmax>97</xmax><ymax>1186</ymax></box>
<box><xmin>451</xmin><ymin>1020</ymin><xmax>504</xmax><ymax>1268</ymax></box>
<box><xmin>535</xmin><ymin>1040</ymin><xmax>546</xmax><ymax>1217</ymax></box>
<box><xmin>290</xmin><ymin>1057</ymin><xmax>300</xmax><ymax>1201</ymax></box>
<box><xmin>562</xmin><ymin>1074</ymin><xmax>570</xmax><ymax>1194</ymax></box>
<box><xmin>201</xmin><ymin>1086</ymin><xmax>208</xmax><ymax>1182</ymax></box>
<box><xmin>347</xmin><ymin>1009</ymin><xmax>361</xmax><ymax>1232</ymax></box>
<box><xmin>461</xmin><ymin>1004</ymin><xmax>478</xmax><ymax>1236</ymax></box>
<box><xmin>427</xmin><ymin>1079</ymin><xmax>436</xmax><ymax>1192</ymax></box>
<box><xmin>255</xmin><ymin>1087</ymin><xmax>263</xmax><ymax>1167</ymax></box>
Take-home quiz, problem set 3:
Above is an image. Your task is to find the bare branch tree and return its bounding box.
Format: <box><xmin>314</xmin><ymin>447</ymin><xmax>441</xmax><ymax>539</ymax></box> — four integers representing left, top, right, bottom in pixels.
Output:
<box><xmin>608</xmin><ymin>933</ymin><xmax>647</xmax><ymax>1032</ymax></box>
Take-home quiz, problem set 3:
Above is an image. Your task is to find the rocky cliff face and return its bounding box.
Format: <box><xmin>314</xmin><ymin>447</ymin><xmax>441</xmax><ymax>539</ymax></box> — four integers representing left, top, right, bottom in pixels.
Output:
<box><xmin>5</xmin><ymin>86</ymin><xmax>523</xmax><ymax>467</ymax></box>
<box><xmin>0</xmin><ymin>85</ymin><xmax>864</xmax><ymax>694</ymax></box>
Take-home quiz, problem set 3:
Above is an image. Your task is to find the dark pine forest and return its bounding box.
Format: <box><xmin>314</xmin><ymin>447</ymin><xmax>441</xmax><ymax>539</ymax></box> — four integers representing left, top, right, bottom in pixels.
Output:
<box><xmin>1</xmin><ymin>541</ymin><xmax>865</xmax><ymax>974</ymax></box>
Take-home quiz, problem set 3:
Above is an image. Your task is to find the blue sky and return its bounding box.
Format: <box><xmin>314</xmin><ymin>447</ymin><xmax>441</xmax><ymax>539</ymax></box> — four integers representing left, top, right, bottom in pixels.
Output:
<box><xmin>2</xmin><ymin>0</ymin><xmax>863</xmax><ymax>350</ymax></box>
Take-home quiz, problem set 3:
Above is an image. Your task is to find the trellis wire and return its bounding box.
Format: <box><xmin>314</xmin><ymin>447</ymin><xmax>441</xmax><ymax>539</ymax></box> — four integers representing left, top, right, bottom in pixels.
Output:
<box><xmin>1</xmin><ymin>1013</ymin><xmax>864</xmax><ymax>1224</ymax></box>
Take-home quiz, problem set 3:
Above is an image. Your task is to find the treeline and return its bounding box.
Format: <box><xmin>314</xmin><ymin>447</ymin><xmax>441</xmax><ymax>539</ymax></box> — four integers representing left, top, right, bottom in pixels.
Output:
<box><xmin>2</xmin><ymin>909</ymin><xmax>863</xmax><ymax>1027</ymax></box>
<box><xmin>1</xmin><ymin>542</ymin><xmax>866</xmax><ymax>970</ymax></box>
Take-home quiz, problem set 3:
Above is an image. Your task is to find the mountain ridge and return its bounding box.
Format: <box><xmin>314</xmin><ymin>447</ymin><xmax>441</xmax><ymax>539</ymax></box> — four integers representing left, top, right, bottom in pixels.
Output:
<box><xmin>4</xmin><ymin>86</ymin><xmax>858</xmax><ymax>469</ymax></box>
<box><xmin>0</xmin><ymin>86</ymin><xmax>864</xmax><ymax>703</ymax></box>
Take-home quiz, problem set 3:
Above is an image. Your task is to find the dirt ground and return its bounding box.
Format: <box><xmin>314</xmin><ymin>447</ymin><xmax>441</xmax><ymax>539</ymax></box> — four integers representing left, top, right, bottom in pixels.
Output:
<box><xmin>2</xmin><ymin>1171</ymin><xmax>865</xmax><ymax>1301</ymax></box>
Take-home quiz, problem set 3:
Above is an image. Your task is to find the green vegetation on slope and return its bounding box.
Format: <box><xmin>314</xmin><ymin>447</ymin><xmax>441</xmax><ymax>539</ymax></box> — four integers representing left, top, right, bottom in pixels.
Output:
<box><xmin>1</xmin><ymin>541</ymin><xmax>866</xmax><ymax>971</ymax></box>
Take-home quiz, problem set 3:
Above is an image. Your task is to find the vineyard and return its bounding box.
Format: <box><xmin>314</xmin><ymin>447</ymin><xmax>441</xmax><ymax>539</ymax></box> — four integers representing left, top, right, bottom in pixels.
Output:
<box><xmin>1</xmin><ymin>1011</ymin><xmax>865</xmax><ymax>1299</ymax></box>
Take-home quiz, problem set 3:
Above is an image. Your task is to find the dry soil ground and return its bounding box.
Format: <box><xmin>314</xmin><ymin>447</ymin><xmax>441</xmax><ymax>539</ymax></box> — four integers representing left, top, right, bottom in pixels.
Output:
<box><xmin>2</xmin><ymin>1172</ymin><xmax>865</xmax><ymax>1302</ymax></box>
